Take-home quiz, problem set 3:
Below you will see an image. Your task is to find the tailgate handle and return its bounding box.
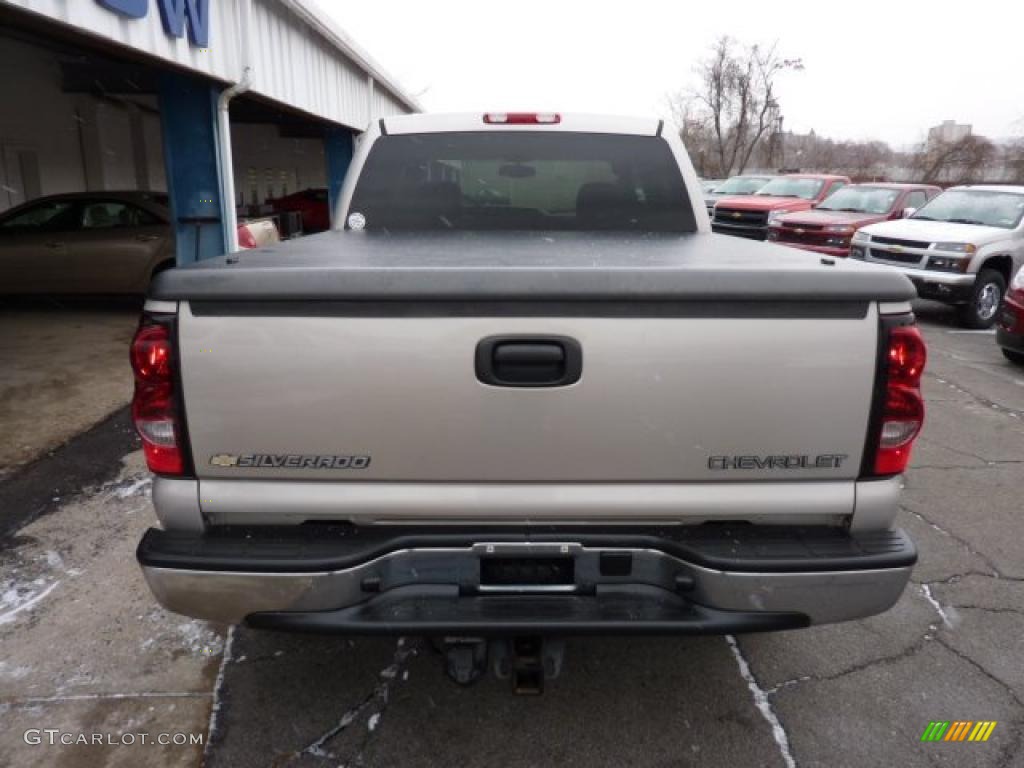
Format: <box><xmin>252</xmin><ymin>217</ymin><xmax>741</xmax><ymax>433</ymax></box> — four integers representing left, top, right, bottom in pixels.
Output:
<box><xmin>476</xmin><ymin>336</ymin><xmax>582</xmax><ymax>387</ymax></box>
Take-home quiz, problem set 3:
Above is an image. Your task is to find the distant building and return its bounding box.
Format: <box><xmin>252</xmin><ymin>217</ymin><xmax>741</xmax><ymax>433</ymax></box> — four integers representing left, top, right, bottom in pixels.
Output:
<box><xmin>928</xmin><ymin>120</ymin><xmax>972</xmax><ymax>144</ymax></box>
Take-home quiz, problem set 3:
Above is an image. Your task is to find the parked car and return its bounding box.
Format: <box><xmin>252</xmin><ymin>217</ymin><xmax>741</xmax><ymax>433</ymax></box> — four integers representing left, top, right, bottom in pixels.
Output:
<box><xmin>768</xmin><ymin>183</ymin><xmax>941</xmax><ymax>257</ymax></box>
<box><xmin>996</xmin><ymin>265</ymin><xmax>1024</xmax><ymax>364</ymax></box>
<box><xmin>268</xmin><ymin>188</ymin><xmax>331</xmax><ymax>234</ymax></box>
<box><xmin>135</xmin><ymin>112</ymin><xmax>923</xmax><ymax>690</ymax></box>
<box><xmin>712</xmin><ymin>174</ymin><xmax>850</xmax><ymax>240</ymax></box>
<box><xmin>0</xmin><ymin>191</ymin><xmax>278</xmax><ymax>294</ymax></box>
<box><xmin>702</xmin><ymin>174</ymin><xmax>775</xmax><ymax>216</ymax></box>
<box><xmin>853</xmin><ymin>185</ymin><xmax>1024</xmax><ymax>328</ymax></box>
<box><xmin>236</xmin><ymin>216</ymin><xmax>281</xmax><ymax>249</ymax></box>
<box><xmin>699</xmin><ymin>179</ymin><xmax>726</xmax><ymax>195</ymax></box>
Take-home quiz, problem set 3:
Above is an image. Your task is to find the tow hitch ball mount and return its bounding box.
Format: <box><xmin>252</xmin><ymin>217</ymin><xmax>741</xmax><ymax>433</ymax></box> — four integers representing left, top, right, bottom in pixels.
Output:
<box><xmin>441</xmin><ymin>636</ymin><xmax>566</xmax><ymax>694</ymax></box>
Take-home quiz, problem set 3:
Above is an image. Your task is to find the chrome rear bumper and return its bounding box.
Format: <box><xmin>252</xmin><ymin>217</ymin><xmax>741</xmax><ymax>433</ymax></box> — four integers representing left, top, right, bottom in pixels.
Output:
<box><xmin>139</xmin><ymin>526</ymin><xmax>916</xmax><ymax>631</ymax></box>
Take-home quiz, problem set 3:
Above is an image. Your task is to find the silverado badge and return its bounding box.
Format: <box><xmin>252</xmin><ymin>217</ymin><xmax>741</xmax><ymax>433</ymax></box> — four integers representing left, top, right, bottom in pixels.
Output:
<box><xmin>209</xmin><ymin>453</ymin><xmax>371</xmax><ymax>469</ymax></box>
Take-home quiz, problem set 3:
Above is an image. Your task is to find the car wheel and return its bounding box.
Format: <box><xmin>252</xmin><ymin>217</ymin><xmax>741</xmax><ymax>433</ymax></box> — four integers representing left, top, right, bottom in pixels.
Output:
<box><xmin>1003</xmin><ymin>348</ymin><xmax>1024</xmax><ymax>366</ymax></box>
<box><xmin>958</xmin><ymin>269</ymin><xmax>1006</xmax><ymax>329</ymax></box>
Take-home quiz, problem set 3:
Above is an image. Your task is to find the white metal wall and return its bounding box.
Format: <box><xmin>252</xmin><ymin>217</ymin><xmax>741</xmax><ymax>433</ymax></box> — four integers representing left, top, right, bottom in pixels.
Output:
<box><xmin>249</xmin><ymin>1</ymin><xmax>377</xmax><ymax>130</ymax></box>
<box><xmin>0</xmin><ymin>36</ymin><xmax>166</xmax><ymax>211</ymax></box>
<box><xmin>0</xmin><ymin>0</ymin><xmax>417</xmax><ymax>130</ymax></box>
<box><xmin>229</xmin><ymin>123</ymin><xmax>326</xmax><ymax>207</ymax></box>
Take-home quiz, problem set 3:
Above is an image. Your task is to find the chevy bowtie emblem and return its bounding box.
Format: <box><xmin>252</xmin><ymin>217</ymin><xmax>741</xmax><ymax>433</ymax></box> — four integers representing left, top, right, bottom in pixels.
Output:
<box><xmin>209</xmin><ymin>454</ymin><xmax>239</xmax><ymax>467</ymax></box>
<box><xmin>891</xmin><ymin>245</ymin><xmax>903</xmax><ymax>252</ymax></box>
<box><xmin>795</xmin><ymin>228</ymin><xmax>805</xmax><ymax>234</ymax></box>
<box><xmin>732</xmin><ymin>212</ymin><xmax>742</xmax><ymax>219</ymax></box>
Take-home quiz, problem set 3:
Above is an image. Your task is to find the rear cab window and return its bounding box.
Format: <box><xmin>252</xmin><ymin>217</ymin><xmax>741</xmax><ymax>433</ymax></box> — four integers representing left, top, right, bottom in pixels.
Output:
<box><xmin>348</xmin><ymin>132</ymin><xmax>695</xmax><ymax>232</ymax></box>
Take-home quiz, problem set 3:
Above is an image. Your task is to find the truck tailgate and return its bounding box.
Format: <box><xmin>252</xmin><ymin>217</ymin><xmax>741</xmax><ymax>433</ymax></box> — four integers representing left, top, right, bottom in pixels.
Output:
<box><xmin>179</xmin><ymin>303</ymin><xmax>876</xmax><ymax>485</ymax></box>
<box><xmin>150</xmin><ymin>230</ymin><xmax>917</xmax><ymax>523</ymax></box>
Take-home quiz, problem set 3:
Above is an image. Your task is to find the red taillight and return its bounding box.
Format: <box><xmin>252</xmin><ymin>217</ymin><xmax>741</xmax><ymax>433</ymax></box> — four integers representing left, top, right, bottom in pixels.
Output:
<box><xmin>888</xmin><ymin>326</ymin><xmax>927</xmax><ymax>383</ymax></box>
<box><xmin>874</xmin><ymin>325</ymin><xmax>926</xmax><ymax>476</ymax></box>
<box><xmin>130</xmin><ymin>318</ymin><xmax>185</xmax><ymax>476</ymax></box>
<box><xmin>130</xmin><ymin>325</ymin><xmax>173</xmax><ymax>383</ymax></box>
<box><xmin>237</xmin><ymin>225</ymin><xmax>257</xmax><ymax>249</ymax></box>
<box><xmin>483</xmin><ymin>112</ymin><xmax>561</xmax><ymax>125</ymax></box>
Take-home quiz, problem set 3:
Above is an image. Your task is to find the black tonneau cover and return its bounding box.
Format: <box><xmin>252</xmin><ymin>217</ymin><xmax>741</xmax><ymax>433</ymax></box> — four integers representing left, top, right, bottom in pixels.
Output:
<box><xmin>150</xmin><ymin>230</ymin><xmax>916</xmax><ymax>303</ymax></box>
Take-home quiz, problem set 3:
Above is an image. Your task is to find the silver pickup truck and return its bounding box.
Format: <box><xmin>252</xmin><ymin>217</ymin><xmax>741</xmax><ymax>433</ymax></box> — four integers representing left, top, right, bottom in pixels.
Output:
<box><xmin>132</xmin><ymin>113</ymin><xmax>925</xmax><ymax>686</ymax></box>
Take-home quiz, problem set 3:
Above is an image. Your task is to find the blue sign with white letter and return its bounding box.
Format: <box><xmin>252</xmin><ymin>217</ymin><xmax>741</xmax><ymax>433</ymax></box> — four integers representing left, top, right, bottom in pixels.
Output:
<box><xmin>96</xmin><ymin>0</ymin><xmax>210</xmax><ymax>48</ymax></box>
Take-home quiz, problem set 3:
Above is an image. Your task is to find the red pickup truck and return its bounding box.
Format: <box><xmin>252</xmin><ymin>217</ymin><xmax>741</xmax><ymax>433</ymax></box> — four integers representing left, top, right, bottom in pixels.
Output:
<box><xmin>768</xmin><ymin>183</ymin><xmax>942</xmax><ymax>257</ymax></box>
<box><xmin>711</xmin><ymin>174</ymin><xmax>849</xmax><ymax>241</ymax></box>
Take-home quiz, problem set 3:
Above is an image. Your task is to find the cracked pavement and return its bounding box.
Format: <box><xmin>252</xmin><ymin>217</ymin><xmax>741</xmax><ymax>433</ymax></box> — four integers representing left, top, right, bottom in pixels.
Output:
<box><xmin>2</xmin><ymin>300</ymin><xmax>1023</xmax><ymax>767</ymax></box>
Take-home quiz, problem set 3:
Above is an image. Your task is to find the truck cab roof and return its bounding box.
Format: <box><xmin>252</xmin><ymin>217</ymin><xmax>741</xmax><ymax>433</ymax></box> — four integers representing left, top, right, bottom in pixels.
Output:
<box><xmin>380</xmin><ymin>112</ymin><xmax>663</xmax><ymax>136</ymax></box>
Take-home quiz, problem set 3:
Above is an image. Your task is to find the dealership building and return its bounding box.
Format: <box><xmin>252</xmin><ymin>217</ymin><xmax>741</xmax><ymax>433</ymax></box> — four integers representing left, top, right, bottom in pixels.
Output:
<box><xmin>0</xmin><ymin>0</ymin><xmax>419</xmax><ymax>263</ymax></box>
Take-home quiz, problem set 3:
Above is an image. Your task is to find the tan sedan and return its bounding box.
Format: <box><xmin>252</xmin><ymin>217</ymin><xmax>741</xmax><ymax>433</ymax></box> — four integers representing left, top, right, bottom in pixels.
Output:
<box><xmin>0</xmin><ymin>191</ymin><xmax>279</xmax><ymax>294</ymax></box>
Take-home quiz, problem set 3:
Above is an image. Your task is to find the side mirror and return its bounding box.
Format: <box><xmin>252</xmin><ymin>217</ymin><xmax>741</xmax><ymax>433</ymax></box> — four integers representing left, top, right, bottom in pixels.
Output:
<box><xmin>901</xmin><ymin>207</ymin><xmax>917</xmax><ymax>219</ymax></box>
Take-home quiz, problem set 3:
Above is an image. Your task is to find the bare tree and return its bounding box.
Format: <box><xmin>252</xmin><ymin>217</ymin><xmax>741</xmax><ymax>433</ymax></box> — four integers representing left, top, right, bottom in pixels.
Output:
<box><xmin>911</xmin><ymin>135</ymin><xmax>996</xmax><ymax>184</ymax></box>
<box><xmin>669</xmin><ymin>37</ymin><xmax>803</xmax><ymax>177</ymax></box>
<box><xmin>1003</xmin><ymin>139</ymin><xmax>1024</xmax><ymax>183</ymax></box>
<box><xmin>668</xmin><ymin>99</ymin><xmax>716</xmax><ymax>177</ymax></box>
<box><xmin>842</xmin><ymin>140</ymin><xmax>893</xmax><ymax>180</ymax></box>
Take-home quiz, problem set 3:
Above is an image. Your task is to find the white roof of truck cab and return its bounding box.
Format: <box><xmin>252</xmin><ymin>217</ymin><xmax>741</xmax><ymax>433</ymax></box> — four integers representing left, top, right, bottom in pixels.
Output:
<box><xmin>381</xmin><ymin>112</ymin><xmax>663</xmax><ymax>136</ymax></box>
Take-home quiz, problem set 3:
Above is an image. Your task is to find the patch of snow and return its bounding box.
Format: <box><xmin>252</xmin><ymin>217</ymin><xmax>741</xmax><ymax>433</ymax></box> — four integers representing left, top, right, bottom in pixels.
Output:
<box><xmin>203</xmin><ymin>625</ymin><xmax>236</xmax><ymax>762</ymax></box>
<box><xmin>110</xmin><ymin>476</ymin><xmax>152</xmax><ymax>499</ymax></box>
<box><xmin>0</xmin><ymin>664</ymin><xmax>32</xmax><ymax>680</ymax></box>
<box><xmin>44</xmin><ymin>551</ymin><xmax>64</xmax><ymax>569</ymax></box>
<box><xmin>176</xmin><ymin>621</ymin><xmax>225</xmax><ymax>655</ymax></box>
<box><xmin>920</xmin><ymin>584</ymin><xmax>957</xmax><ymax>629</ymax></box>
<box><xmin>725</xmin><ymin>635</ymin><xmax>796</xmax><ymax>768</ymax></box>
<box><xmin>301</xmin><ymin>637</ymin><xmax>415</xmax><ymax>757</ymax></box>
<box><xmin>0</xmin><ymin>581</ymin><xmax>60</xmax><ymax>625</ymax></box>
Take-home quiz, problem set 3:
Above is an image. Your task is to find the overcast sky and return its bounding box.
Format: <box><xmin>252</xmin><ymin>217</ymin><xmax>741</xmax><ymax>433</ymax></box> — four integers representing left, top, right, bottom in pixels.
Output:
<box><xmin>314</xmin><ymin>0</ymin><xmax>1022</xmax><ymax>149</ymax></box>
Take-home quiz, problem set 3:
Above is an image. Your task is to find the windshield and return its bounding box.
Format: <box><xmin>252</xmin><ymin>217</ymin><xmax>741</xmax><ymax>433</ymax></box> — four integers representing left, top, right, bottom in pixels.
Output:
<box><xmin>911</xmin><ymin>189</ymin><xmax>1024</xmax><ymax>229</ymax></box>
<box><xmin>816</xmin><ymin>186</ymin><xmax>899</xmax><ymax>214</ymax></box>
<box><xmin>756</xmin><ymin>177</ymin><xmax>825</xmax><ymax>200</ymax></box>
<box><xmin>713</xmin><ymin>176</ymin><xmax>771</xmax><ymax>195</ymax></box>
<box><xmin>348</xmin><ymin>132</ymin><xmax>695</xmax><ymax>232</ymax></box>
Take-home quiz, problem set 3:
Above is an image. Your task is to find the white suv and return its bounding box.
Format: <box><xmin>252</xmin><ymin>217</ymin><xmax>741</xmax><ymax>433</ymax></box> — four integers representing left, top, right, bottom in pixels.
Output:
<box><xmin>852</xmin><ymin>185</ymin><xmax>1024</xmax><ymax>328</ymax></box>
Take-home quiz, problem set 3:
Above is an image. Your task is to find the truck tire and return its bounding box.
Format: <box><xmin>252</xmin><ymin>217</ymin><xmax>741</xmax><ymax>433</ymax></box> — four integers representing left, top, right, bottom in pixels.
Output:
<box><xmin>1003</xmin><ymin>348</ymin><xmax>1024</xmax><ymax>366</ymax></box>
<box><xmin>958</xmin><ymin>269</ymin><xmax>1006</xmax><ymax>329</ymax></box>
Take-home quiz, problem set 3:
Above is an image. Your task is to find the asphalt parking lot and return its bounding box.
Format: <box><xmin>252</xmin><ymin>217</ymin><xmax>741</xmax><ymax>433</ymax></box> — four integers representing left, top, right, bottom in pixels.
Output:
<box><xmin>1</xmin><ymin>300</ymin><xmax>1022</xmax><ymax>768</ymax></box>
